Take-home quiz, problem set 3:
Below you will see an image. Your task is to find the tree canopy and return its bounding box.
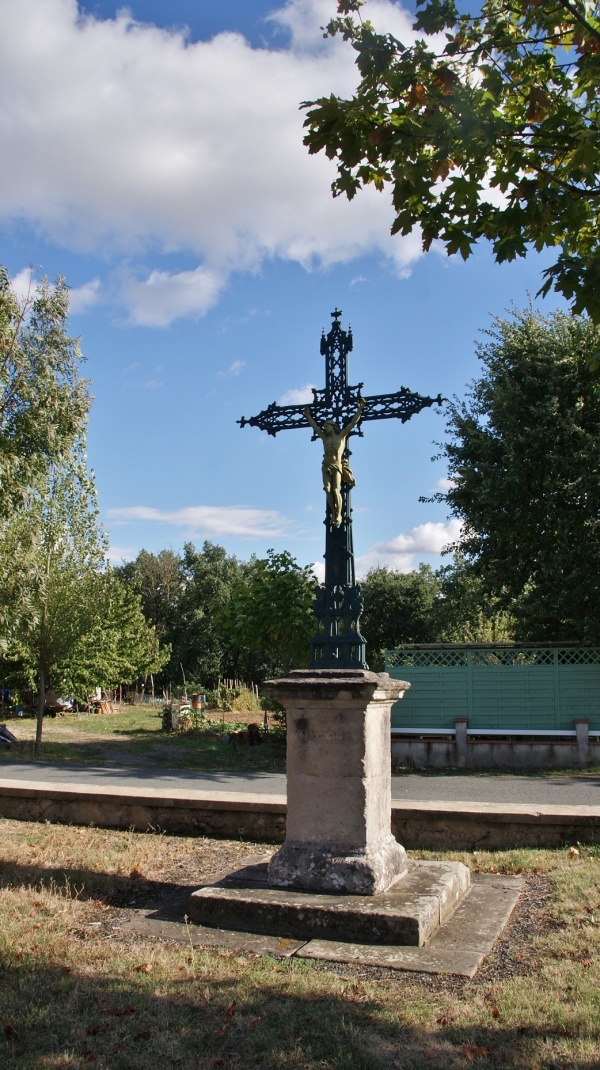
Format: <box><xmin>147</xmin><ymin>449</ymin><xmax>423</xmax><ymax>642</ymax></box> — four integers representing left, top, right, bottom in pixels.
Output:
<box><xmin>434</xmin><ymin>307</ymin><xmax>600</xmax><ymax>642</ymax></box>
<box><xmin>303</xmin><ymin>0</ymin><xmax>600</xmax><ymax>320</ymax></box>
<box><xmin>218</xmin><ymin>550</ymin><xmax>316</xmax><ymax>679</ymax></box>
<box><xmin>360</xmin><ymin>564</ymin><xmax>441</xmax><ymax>669</ymax></box>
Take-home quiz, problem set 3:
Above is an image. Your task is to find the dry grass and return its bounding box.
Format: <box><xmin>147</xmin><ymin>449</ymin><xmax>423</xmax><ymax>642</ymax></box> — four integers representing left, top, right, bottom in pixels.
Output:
<box><xmin>0</xmin><ymin>819</ymin><xmax>598</xmax><ymax>1069</ymax></box>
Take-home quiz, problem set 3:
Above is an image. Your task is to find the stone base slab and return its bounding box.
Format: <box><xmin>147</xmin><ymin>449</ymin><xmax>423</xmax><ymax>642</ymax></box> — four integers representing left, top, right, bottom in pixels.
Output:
<box><xmin>296</xmin><ymin>874</ymin><xmax>523</xmax><ymax>978</ymax></box>
<box><xmin>188</xmin><ymin>857</ymin><xmax>470</xmax><ymax>947</ymax></box>
<box><xmin>122</xmin><ymin>872</ymin><xmax>521</xmax><ymax>978</ymax></box>
<box><xmin>267</xmin><ymin>833</ymin><xmax>407</xmax><ymax>895</ymax></box>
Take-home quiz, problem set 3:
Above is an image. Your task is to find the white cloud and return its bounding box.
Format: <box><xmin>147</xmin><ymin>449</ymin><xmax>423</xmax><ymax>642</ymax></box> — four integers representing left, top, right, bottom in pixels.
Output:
<box><xmin>69</xmin><ymin>276</ymin><xmax>101</xmax><ymax>313</ymax></box>
<box><xmin>270</xmin><ymin>0</ymin><xmax>416</xmax><ymax>53</ymax></box>
<box><xmin>0</xmin><ymin>0</ymin><xmax>424</xmax><ymax>326</ymax></box>
<box><xmin>107</xmin><ymin>503</ymin><xmax>294</xmax><ymax>538</ymax></box>
<box><xmin>218</xmin><ymin>359</ymin><xmax>245</xmax><ymax>378</ymax></box>
<box><xmin>9</xmin><ymin>267</ymin><xmax>37</xmax><ymax>304</ymax></box>
<box><xmin>311</xmin><ymin>559</ymin><xmax>325</xmax><ymax>583</ymax></box>
<box><xmin>356</xmin><ymin>519</ymin><xmax>463</xmax><ymax>576</ymax></box>
<box><xmin>278</xmin><ymin>383</ymin><xmax>316</xmax><ymax>405</ymax></box>
<box><xmin>121</xmin><ymin>266</ymin><xmax>225</xmax><ymax>327</ymax></box>
<box><xmin>106</xmin><ymin>544</ymin><xmax>137</xmax><ymax>563</ymax></box>
<box><xmin>10</xmin><ymin>265</ymin><xmax>101</xmax><ymax>315</ymax></box>
<box><xmin>435</xmin><ymin>477</ymin><xmax>456</xmax><ymax>493</ymax></box>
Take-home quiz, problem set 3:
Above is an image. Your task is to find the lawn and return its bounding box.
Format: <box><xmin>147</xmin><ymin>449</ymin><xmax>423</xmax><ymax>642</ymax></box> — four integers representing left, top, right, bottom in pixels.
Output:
<box><xmin>0</xmin><ymin>819</ymin><xmax>598</xmax><ymax>1069</ymax></box>
<box><xmin>0</xmin><ymin>705</ymin><xmax>287</xmax><ymax>773</ymax></box>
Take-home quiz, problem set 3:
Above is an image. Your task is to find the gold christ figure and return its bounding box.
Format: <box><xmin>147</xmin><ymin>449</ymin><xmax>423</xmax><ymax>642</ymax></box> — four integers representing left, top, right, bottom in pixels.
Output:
<box><xmin>303</xmin><ymin>398</ymin><xmax>365</xmax><ymax>526</ymax></box>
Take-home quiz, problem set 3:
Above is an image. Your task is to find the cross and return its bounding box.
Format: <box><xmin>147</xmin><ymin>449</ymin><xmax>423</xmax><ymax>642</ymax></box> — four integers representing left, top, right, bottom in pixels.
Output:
<box><xmin>239</xmin><ymin>310</ymin><xmax>442</xmax><ymax>669</ymax></box>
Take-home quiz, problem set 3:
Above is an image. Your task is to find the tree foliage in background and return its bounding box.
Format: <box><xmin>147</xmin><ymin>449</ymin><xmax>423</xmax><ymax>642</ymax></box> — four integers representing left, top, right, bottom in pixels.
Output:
<box><xmin>360</xmin><ymin>564</ymin><xmax>441</xmax><ymax>669</ymax></box>
<box><xmin>0</xmin><ymin>268</ymin><xmax>90</xmax><ymax>518</ymax></box>
<box><xmin>59</xmin><ymin>572</ymin><xmax>167</xmax><ymax>703</ymax></box>
<box><xmin>116</xmin><ymin>541</ymin><xmax>242</xmax><ymax>689</ymax></box>
<box><xmin>435</xmin><ymin>554</ymin><xmax>515</xmax><ymax>643</ymax></box>
<box><xmin>434</xmin><ymin>308</ymin><xmax>600</xmax><ymax>642</ymax></box>
<box><xmin>304</xmin><ymin>0</ymin><xmax>600</xmax><ymax>321</ymax></box>
<box><xmin>218</xmin><ymin>550</ymin><xmax>316</xmax><ymax>679</ymax></box>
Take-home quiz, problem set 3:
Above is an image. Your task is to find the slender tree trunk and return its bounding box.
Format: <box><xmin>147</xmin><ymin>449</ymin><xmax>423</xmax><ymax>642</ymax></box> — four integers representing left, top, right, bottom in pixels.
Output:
<box><xmin>35</xmin><ymin>664</ymin><xmax>46</xmax><ymax>756</ymax></box>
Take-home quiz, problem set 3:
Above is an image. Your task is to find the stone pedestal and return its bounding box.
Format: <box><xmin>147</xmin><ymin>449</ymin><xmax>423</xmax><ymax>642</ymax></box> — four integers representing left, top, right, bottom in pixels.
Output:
<box><xmin>266</xmin><ymin>669</ymin><xmax>410</xmax><ymax>895</ymax></box>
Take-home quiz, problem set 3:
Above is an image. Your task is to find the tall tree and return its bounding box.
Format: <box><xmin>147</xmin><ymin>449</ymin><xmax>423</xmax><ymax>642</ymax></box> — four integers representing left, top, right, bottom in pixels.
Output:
<box><xmin>2</xmin><ymin>448</ymin><xmax>168</xmax><ymax>750</ymax></box>
<box><xmin>0</xmin><ymin>267</ymin><xmax>90</xmax><ymax>518</ymax></box>
<box><xmin>303</xmin><ymin>1</ymin><xmax>600</xmax><ymax>321</ymax></box>
<box><xmin>435</xmin><ymin>307</ymin><xmax>600</xmax><ymax>642</ymax></box>
<box><xmin>3</xmin><ymin>441</ymin><xmax>107</xmax><ymax>751</ymax></box>
<box><xmin>118</xmin><ymin>548</ymin><xmax>183</xmax><ymax>646</ymax></box>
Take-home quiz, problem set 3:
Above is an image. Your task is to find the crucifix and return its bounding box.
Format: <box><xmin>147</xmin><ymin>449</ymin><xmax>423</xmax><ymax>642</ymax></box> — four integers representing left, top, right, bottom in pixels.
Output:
<box><xmin>239</xmin><ymin>310</ymin><xmax>442</xmax><ymax>670</ymax></box>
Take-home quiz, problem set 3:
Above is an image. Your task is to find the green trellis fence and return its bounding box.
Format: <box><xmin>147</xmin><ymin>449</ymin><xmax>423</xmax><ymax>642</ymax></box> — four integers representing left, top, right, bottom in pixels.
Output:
<box><xmin>384</xmin><ymin>644</ymin><xmax>600</xmax><ymax>733</ymax></box>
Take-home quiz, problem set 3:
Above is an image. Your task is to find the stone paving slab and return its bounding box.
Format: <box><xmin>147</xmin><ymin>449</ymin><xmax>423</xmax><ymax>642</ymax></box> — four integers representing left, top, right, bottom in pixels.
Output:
<box><xmin>188</xmin><ymin>858</ymin><xmax>471</xmax><ymax>946</ymax></box>
<box><xmin>115</xmin><ymin>914</ymin><xmax>307</xmax><ymax>959</ymax></box>
<box><xmin>298</xmin><ymin>875</ymin><xmax>523</xmax><ymax>978</ymax></box>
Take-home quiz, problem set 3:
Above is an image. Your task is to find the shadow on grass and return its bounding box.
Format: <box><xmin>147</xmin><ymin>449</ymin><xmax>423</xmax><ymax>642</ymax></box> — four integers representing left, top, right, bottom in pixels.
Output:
<box><xmin>0</xmin><ymin>732</ymin><xmax>287</xmax><ymax>774</ymax></box>
<box><xmin>0</xmin><ymin>940</ymin><xmax>596</xmax><ymax>1069</ymax></box>
<box><xmin>0</xmin><ymin>858</ymin><xmax>195</xmax><ymax>909</ymax></box>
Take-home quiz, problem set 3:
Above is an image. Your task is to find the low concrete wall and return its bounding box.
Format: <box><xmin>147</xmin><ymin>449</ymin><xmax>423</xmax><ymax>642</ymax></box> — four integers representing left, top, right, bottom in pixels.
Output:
<box><xmin>0</xmin><ymin>779</ymin><xmax>598</xmax><ymax>851</ymax></box>
<box><xmin>392</xmin><ymin>735</ymin><xmax>600</xmax><ymax>771</ymax></box>
<box><xmin>391</xmin><ymin>799</ymin><xmax>600</xmax><ymax>851</ymax></box>
<box><xmin>0</xmin><ymin>780</ymin><xmax>287</xmax><ymax>842</ymax></box>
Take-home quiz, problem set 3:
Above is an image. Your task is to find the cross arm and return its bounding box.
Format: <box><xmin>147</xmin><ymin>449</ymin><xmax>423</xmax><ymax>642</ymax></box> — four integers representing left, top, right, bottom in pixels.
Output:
<box><xmin>238</xmin><ymin>402</ymin><xmax>311</xmax><ymax>437</ymax></box>
<box><xmin>361</xmin><ymin>389</ymin><xmax>444</xmax><ymax>425</ymax></box>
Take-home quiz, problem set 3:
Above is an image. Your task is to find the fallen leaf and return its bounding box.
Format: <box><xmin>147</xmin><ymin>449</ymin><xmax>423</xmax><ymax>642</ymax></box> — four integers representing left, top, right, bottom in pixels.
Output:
<box><xmin>4</xmin><ymin>1023</ymin><xmax>18</xmax><ymax>1041</ymax></box>
<box><xmin>437</xmin><ymin>1016</ymin><xmax>454</xmax><ymax>1025</ymax></box>
<box><xmin>568</xmin><ymin>847</ymin><xmax>580</xmax><ymax>858</ymax></box>
<box><xmin>460</xmin><ymin>1045</ymin><xmax>491</xmax><ymax>1061</ymax></box>
<box><xmin>225</xmin><ymin>1001</ymin><xmax>237</xmax><ymax>1018</ymax></box>
<box><xmin>491</xmin><ymin>1007</ymin><xmax>500</xmax><ymax>1018</ymax></box>
<box><xmin>135</xmin><ymin>1031</ymin><xmax>151</xmax><ymax>1040</ymax></box>
<box><xmin>87</xmin><ymin>1027</ymin><xmax>101</xmax><ymax>1037</ymax></box>
<box><xmin>134</xmin><ymin>963</ymin><xmax>154</xmax><ymax>973</ymax></box>
<box><xmin>130</xmin><ymin>864</ymin><xmax>143</xmax><ymax>878</ymax></box>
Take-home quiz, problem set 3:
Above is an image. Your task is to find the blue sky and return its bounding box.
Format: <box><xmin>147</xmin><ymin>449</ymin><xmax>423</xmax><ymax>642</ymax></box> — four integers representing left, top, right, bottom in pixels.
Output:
<box><xmin>1</xmin><ymin>0</ymin><xmax>565</xmax><ymax>579</ymax></box>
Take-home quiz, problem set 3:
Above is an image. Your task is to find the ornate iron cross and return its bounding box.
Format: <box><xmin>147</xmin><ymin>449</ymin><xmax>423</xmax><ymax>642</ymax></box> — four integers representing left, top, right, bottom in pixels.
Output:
<box><xmin>239</xmin><ymin>310</ymin><xmax>442</xmax><ymax>669</ymax></box>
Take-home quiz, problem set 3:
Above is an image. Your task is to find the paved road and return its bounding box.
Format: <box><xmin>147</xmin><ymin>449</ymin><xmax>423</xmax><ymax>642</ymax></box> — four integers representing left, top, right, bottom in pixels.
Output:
<box><xmin>0</xmin><ymin>760</ymin><xmax>598</xmax><ymax>806</ymax></box>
